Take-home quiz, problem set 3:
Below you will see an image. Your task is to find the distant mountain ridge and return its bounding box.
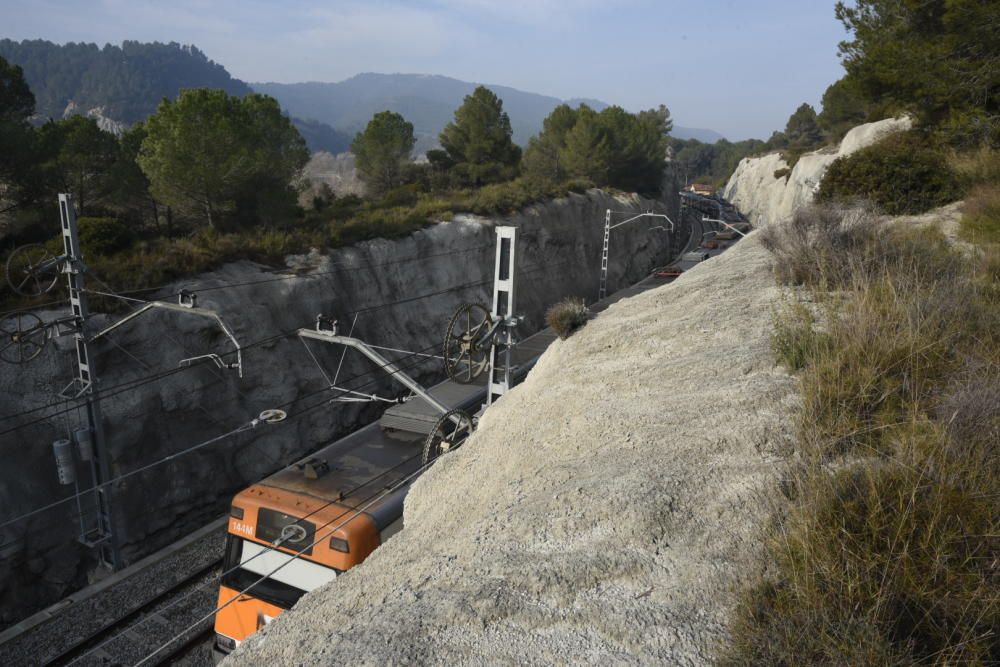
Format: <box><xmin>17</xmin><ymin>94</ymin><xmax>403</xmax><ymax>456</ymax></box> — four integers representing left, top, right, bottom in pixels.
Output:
<box><xmin>253</xmin><ymin>73</ymin><xmax>596</xmax><ymax>150</ymax></box>
<box><xmin>671</xmin><ymin>126</ymin><xmax>726</xmax><ymax>143</ymax></box>
<box><xmin>254</xmin><ymin>73</ymin><xmax>726</xmax><ymax>150</ymax></box>
<box><xmin>0</xmin><ymin>40</ymin><xmax>724</xmax><ymax>154</ymax></box>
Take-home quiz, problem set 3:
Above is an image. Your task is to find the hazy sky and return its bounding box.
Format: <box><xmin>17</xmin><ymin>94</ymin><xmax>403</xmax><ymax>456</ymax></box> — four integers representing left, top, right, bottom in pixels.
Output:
<box><xmin>1</xmin><ymin>0</ymin><xmax>849</xmax><ymax>140</ymax></box>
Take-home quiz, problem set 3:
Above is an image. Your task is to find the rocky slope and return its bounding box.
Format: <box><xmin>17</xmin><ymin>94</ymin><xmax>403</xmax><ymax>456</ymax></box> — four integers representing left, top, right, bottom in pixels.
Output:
<box><xmin>0</xmin><ymin>189</ymin><xmax>684</xmax><ymax>629</ymax></box>
<box><xmin>722</xmin><ymin>117</ymin><xmax>912</xmax><ymax>226</ymax></box>
<box><xmin>301</xmin><ymin>151</ymin><xmax>365</xmax><ymax>198</ymax></box>
<box><xmin>226</xmin><ymin>227</ymin><xmax>799</xmax><ymax>665</ymax></box>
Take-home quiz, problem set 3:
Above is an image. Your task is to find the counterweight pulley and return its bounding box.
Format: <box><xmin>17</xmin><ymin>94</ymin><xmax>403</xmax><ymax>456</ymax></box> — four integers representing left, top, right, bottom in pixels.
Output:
<box><xmin>5</xmin><ymin>243</ymin><xmax>64</xmax><ymax>297</ymax></box>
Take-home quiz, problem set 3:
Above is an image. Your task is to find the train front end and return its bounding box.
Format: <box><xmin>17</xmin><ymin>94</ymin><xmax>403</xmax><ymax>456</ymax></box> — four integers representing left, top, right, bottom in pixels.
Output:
<box><xmin>212</xmin><ymin>485</ymin><xmax>379</xmax><ymax>660</ymax></box>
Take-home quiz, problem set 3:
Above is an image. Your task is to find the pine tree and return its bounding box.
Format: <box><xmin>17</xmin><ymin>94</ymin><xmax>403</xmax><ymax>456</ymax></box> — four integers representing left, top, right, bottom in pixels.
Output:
<box><xmin>560</xmin><ymin>106</ymin><xmax>611</xmax><ymax>184</ymax></box>
<box><xmin>351</xmin><ymin>111</ymin><xmax>415</xmax><ymax>197</ymax></box>
<box><xmin>138</xmin><ymin>90</ymin><xmax>307</xmax><ymax>228</ymax></box>
<box><xmin>439</xmin><ymin>86</ymin><xmax>521</xmax><ymax>186</ymax></box>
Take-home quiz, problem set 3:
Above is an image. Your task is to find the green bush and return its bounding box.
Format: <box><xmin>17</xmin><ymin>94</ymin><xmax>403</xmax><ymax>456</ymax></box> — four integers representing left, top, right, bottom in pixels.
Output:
<box><xmin>817</xmin><ymin>132</ymin><xmax>962</xmax><ymax>215</ymax></box>
<box><xmin>77</xmin><ymin>217</ymin><xmax>133</xmax><ymax>255</ymax></box>
<box><xmin>758</xmin><ymin>204</ymin><xmax>880</xmax><ymax>289</ymax></box>
<box><xmin>723</xmin><ymin>442</ymin><xmax>999</xmax><ymax>665</ymax></box>
<box><xmin>379</xmin><ymin>184</ymin><xmax>420</xmax><ymax>208</ymax></box>
<box><xmin>326</xmin><ymin>194</ymin><xmax>363</xmax><ymax>220</ymax></box>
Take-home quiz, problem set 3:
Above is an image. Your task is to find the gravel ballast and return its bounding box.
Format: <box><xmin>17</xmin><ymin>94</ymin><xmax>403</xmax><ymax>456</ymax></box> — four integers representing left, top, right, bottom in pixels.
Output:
<box><xmin>226</xmin><ymin>232</ymin><xmax>799</xmax><ymax>665</ymax></box>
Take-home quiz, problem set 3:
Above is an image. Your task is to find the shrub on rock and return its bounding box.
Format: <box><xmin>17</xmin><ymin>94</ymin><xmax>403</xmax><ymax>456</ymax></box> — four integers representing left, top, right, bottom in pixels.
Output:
<box><xmin>817</xmin><ymin>132</ymin><xmax>961</xmax><ymax>215</ymax></box>
<box><xmin>546</xmin><ymin>297</ymin><xmax>589</xmax><ymax>339</ymax></box>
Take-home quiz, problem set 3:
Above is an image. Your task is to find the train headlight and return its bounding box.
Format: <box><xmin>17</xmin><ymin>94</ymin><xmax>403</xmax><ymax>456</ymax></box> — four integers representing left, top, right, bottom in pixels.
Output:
<box><xmin>329</xmin><ymin>536</ymin><xmax>350</xmax><ymax>553</ymax></box>
<box><xmin>229</xmin><ymin>505</ymin><xmax>244</xmax><ymax>520</ymax></box>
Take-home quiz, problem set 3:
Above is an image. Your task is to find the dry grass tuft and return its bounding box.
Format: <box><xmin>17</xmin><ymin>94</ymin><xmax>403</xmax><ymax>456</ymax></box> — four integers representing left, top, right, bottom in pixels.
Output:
<box><xmin>949</xmin><ymin>145</ymin><xmax>1000</xmax><ymax>187</ymax></box>
<box><xmin>960</xmin><ymin>184</ymin><xmax>1000</xmax><ymax>244</ymax></box>
<box><xmin>758</xmin><ymin>204</ymin><xmax>880</xmax><ymax>288</ymax></box>
<box><xmin>724</xmin><ymin>203</ymin><xmax>1000</xmax><ymax>665</ymax></box>
<box><xmin>546</xmin><ymin>297</ymin><xmax>589</xmax><ymax>339</ymax></box>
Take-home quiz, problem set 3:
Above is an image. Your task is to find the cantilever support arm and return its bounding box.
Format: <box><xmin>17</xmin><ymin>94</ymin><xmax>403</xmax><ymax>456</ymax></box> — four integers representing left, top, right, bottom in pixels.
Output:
<box><xmin>89</xmin><ymin>302</ymin><xmax>244</xmax><ymax>377</ymax></box>
<box><xmin>701</xmin><ymin>216</ymin><xmax>747</xmax><ymax>237</ymax></box>
<box><xmin>608</xmin><ymin>212</ymin><xmax>675</xmax><ymax>231</ymax></box>
<box><xmin>297</xmin><ymin>329</ymin><xmax>454</xmax><ymax>418</ymax></box>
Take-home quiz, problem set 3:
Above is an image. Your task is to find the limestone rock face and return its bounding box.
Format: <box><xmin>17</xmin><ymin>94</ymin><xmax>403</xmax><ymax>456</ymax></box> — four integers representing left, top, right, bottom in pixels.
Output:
<box><xmin>60</xmin><ymin>101</ymin><xmax>128</xmax><ymax>136</ymax></box>
<box><xmin>0</xmin><ymin>189</ymin><xmax>684</xmax><ymax>629</ymax></box>
<box><xmin>722</xmin><ymin>116</ymin><xmax>913</xmax><ymax>226</ymax></box>
<box><xmin>301</xmin><ymin>151</ymin><xmax>365</xmax><ymax>197</ymax></box>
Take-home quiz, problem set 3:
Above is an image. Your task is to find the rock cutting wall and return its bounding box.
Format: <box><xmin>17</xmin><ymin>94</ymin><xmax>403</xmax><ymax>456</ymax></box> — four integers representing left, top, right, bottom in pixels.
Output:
<box><xmin>0</xmin><ymin>188</ymin><xmax>685</xmax><ymax>628</ymax></box>
<box><xmin>722</xmin><ymin>117</ymin><xmax>912</xmax><ymax>226</ymax></box>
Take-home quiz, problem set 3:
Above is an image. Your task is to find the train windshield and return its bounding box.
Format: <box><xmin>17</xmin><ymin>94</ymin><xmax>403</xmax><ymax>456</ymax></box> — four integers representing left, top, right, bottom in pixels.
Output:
<box><xmin>221</xmin><ymin>535</ymin><xmax>339</xmax><ymax>609</ymax></box>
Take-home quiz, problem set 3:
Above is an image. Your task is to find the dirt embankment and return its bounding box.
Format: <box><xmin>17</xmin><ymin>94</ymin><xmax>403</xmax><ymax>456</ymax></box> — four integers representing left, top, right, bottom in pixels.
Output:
<box><xmin>227</xmin><ymin>231</ymin><xmax>799</xmax><ymax>665</ymax></box>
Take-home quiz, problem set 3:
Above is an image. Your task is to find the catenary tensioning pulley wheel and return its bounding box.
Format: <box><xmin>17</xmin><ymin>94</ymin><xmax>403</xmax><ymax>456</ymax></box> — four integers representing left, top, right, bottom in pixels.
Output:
<box><xmin>422</xmin><ymin>409</ymin><xmax>474</xmax><ymax>464</ymax></box>
<box><xmin>0</xmin><ymin>311</ymin><xmax>49</xmax><ymax>364</ymax></box>
<box><xmin>5</xmin><ymin>244</ymin><xmax>62</xmax><ymax>297</ymax></box>
<box><xmin>443</xmin><ymin>302</ymin><xmax>492</xmax><ymax>384</ymax></box>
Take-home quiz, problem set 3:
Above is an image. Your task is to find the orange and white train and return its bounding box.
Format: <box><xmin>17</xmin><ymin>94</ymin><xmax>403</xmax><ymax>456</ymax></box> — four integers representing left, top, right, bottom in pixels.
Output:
<box><xmin>212</xmin><ymin>329</ymin><xmax>554</xmax><ymax>660</ymax></box>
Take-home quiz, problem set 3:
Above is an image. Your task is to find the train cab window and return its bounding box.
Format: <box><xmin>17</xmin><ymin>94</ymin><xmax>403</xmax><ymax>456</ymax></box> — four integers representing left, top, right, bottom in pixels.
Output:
<box><xmin>221</xmin><ymin>535</ymin><xmax>340</xmax><ymax>610</ymax></box>
<box><xmin>255</xmin><ymin>508</ymin><xmax>316</xmax><ymax>556</ymax></box>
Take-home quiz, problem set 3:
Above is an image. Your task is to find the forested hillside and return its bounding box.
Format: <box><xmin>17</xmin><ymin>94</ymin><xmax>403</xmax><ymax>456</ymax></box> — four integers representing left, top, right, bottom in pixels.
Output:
<box><xmin>0</xmin><ymin>39</ymin><xmax>350</xmax><ymax>153</ymax></box>
<box><xmin>0</xmin><ymin>40</ymin><xmax>250</xmax><ymax>123</ymax></box>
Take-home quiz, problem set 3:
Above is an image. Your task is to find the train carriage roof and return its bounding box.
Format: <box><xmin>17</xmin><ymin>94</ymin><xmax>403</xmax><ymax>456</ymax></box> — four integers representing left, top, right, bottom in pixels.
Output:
<box><xmin>259</xmin><ymin>422</ymin><xmax>425</xmax><ymax>509</ymax></box>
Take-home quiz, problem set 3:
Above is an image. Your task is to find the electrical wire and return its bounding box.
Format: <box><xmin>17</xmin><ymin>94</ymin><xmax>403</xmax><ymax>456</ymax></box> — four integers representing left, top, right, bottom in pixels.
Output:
<box><xmin>64</xmin><ymin>448</ymin><xmax>432</xmax><ymax>667</ymax></box>
<box><xmin>60</xmin><ymin>270</ymin><xmax>557</xmax><ymax>664</ymax></box>
<box><xmin>4</xmin><ymin>343</ymin><xmax>446</xmax><ymax>580</ymax></box>
<box><xmin>0</xmin><ymin>343</ymin><xmax>441</xmax><ymax>563</ymax></box>
<box><xmin>5</xmin><ymin>245</ymin><xmax>585</xmax><ymax>661</ymax></box>
<box><xmin>0</xmin><ymin>298</ymin><xmax>66</xmax><ymax>319</ymax></box>
<box><xmin>0</xmin><ymin>333</ymin><xmax>285</xmax><ymax>426</ymax></box>
<box><xmin>34</xmin><ymin>252</ymin><xmax>653</xmax><ymax>664</ymax></box>
<box><xmin>135</xmin><ymin>457</ymin><xmax>435</xmax><ymax>667</ymax></box>
<box><xmin>2</xmin><ymin>256</ymin><xmax>587</xmax><ymax>445</ymax></box>
<box><xmin>2</xmin><ymin>253</ymin><xmax>620</xmax><ymax>554</ymax></box>
<box><xmin>0</xmin><ymin>337</ymin><xmax>444</xmax><ymax>532</ymax></box>
<box><xmin>0</xmin><ymin>274</ymin><xmax>493</xmax><ymax>428</ymax></box>
<box><xmin>58</xmin><ymin>330</ymin><xmax>460</xmax><ymax>663</ymax></box>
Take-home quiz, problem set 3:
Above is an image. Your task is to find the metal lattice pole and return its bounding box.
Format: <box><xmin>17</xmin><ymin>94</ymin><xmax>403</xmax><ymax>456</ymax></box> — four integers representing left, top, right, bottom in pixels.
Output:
<box><xmin>58</xmin><ymin>194</ymin><xmax>122</xmax><ymax>571</ymax></box>
<box><xmin>599</xmin><ymin>210</ymin><xmax>611</xmax><ymax>301</ymax></box>
<box><xmin>599</xmin><ymin>209</ymin><xmax>674</xmax><ymax>301</ymax></box>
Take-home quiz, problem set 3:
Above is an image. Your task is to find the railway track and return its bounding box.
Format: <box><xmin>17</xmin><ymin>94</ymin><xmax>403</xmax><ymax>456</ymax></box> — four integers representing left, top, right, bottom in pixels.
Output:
<box><xmin>46</xmin><ymin>559</ymin><xmax>221</xmax><ymax>667</ymax></box>
<box><xmin>0</xmin><ymin>520</ymin><xmax>226</xmax><ymax>667</ymax></box>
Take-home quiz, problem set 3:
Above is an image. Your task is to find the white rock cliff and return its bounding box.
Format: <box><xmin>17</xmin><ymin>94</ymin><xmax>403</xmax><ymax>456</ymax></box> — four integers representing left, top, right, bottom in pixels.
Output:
<box><xmin>722</xmin><ymin>116</ymin><xmax>912</xmax><ymax>226</ymax></box>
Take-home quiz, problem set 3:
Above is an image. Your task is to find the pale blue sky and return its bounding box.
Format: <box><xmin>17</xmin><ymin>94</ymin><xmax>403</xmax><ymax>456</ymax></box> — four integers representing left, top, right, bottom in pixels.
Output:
<box><xmin>1</xmin><ymin>0</ymin><xmax>849</xmax><ymax>140</ymax></box>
